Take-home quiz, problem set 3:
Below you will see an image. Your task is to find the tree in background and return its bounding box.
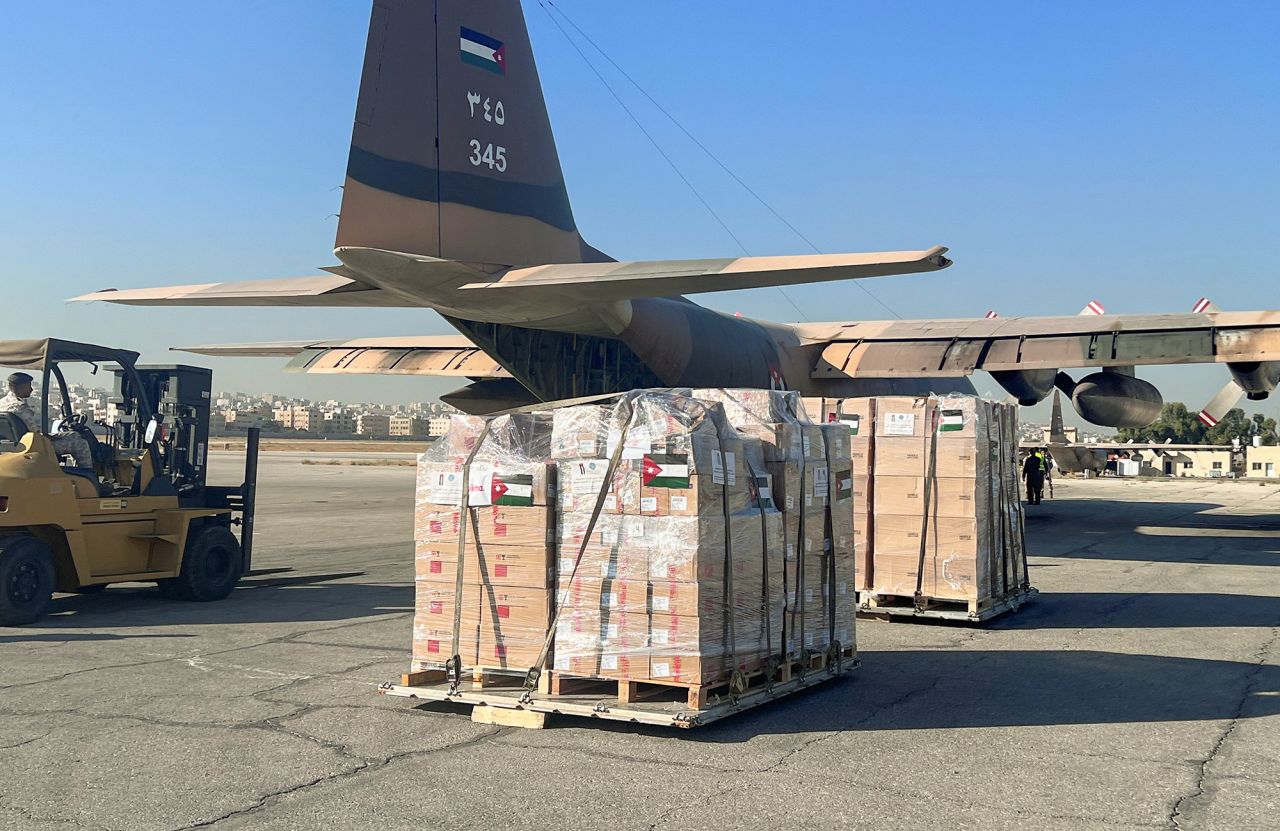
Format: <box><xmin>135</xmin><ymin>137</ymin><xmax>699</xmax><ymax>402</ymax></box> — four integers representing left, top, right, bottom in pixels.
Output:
<box><xmin>1116</xmin><ymin>403</ymin><xmax>1277</xmax><ymax>445</ymax></box>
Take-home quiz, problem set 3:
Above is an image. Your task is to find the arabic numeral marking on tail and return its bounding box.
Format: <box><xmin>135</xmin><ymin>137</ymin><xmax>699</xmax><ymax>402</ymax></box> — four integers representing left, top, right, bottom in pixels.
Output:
<box><xmin>466</xmin><ymin>92</ymin><xmax>506</xmax><ymax>126</ymax></box>
<box><xmin>468</xmin><ymin>140</ymin><xmax>507</xmax><ymax>173</ymax></box>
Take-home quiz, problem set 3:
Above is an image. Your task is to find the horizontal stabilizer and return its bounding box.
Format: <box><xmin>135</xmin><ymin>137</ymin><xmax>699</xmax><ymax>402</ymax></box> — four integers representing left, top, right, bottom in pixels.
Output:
<box><xmin>72</xmin><ymin>275</ymin><xmax>405</xmax><ymax>308</ymax></box>
<box><xmin>454</xmin><ymin>247</ymin><xmax>952</xmax><ymax>301</ymax></box>
<box><xmin>175</xmin><ymin>336</ymin><xmax>509</xmax><ymax>378</ymax></box>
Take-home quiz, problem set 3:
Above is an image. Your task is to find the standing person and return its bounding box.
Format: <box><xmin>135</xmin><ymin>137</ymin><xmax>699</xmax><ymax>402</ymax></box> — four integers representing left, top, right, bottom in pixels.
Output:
<box><xmin>1042</xmin><ymin>449</ymin><xmax>1055</xmax><ymax>498</ymax></box>
<box><xmin>1022</xmin><ymin>450</ymin><xmax>1045</xmax><ymax>505</ymax></box>
<box><xmin>0</xmin><ymin>372</ymin><xmax>94</xmax><ymax>468</ymax></box>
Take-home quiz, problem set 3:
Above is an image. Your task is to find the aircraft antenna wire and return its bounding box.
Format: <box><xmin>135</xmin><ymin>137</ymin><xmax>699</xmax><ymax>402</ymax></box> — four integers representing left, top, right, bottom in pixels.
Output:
<box><xmin>536</xmin><ymin>1</ymin><xmax>812</xmax><ymax>323</ymax></box>
<box><xmin>542</xmin><ymin>0</ymin><xmax>903</xmax><ymax>321</ymax></box>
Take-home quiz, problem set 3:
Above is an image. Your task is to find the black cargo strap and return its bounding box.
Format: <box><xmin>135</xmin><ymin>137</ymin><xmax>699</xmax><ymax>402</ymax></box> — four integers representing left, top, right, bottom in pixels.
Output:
<box><xmin>744</xmin><ymin>456</ymin><xmax>781</xmax><ymax>682</ymax></box>
<box><xmin>521</xmin><ymin>398</ymin><xmax>637</xmax><ymax>701</ymax></box>
<box><xmin>447</xmin><ymin>420</ymin><xmax>495</xmax><ymax>692</ymax></box>
<box><xmin>708</xmin><ymin>412</ymin><xmax>745</xmax><ymax>699</ymax></box>
<box><xmin>914</xmin><ymin>407</ymin><xmax>939</xmax><ymax>610</ymax></box>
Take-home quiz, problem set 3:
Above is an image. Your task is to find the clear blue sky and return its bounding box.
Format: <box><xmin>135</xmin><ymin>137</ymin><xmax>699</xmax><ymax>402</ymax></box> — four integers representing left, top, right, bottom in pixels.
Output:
<box><xmin>3</xmin><ymin>1</ymin><xmax>1277</xmax><ymax>424</ymax></box>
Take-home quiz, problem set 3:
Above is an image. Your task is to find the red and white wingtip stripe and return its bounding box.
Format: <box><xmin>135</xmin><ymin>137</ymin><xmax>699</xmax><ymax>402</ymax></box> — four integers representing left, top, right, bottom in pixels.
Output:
<box><xmin>1192</xmin><ymin>297</ymin><xmax>1219</xmax><ymax>314</ymax></box>
<box><xmin>984</xmin><ymin>310</ymin><xmax>999</xmax><ymax>319</ymax></box>
<box><xmin>1079</xmin><ymin>300</ymin><xmax>1106</xmax><ymax>316</ymax></box>
<box><xmin>1197</xmin><ymin>409</ymin><xmax>1219</xmax><ymax>427</ymax></box>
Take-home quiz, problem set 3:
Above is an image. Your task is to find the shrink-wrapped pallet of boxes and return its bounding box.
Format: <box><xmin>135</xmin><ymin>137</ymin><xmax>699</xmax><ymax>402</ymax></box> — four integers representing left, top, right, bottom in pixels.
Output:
<box><xmin>863</xmin><ymin>394</ymin><xmax>1032</xmax><ymax>620</ymax></box>
<box><xmin>694</xmin><ymin>389</ymin><xmax>850</xmax><ymax>660</ymax></box>
<box><xmin>552</xmin><ymin>392</ymin><xmax>792</xmax><ymax>699</ymax></box>
<box><xmin>412</xmin><ymin>413</ymin><xmax>557</xmax><ymax>675</ymax></box>
<box><xmin>392</xmin><ymin>390</ymin><xmax>859</xmax><ymax>726</ymax></box>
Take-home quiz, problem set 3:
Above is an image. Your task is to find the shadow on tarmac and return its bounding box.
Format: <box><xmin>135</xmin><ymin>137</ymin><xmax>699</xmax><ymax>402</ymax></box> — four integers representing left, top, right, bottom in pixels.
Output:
<box><xmin>684</xmin><ymin>647</ymin><xmax>1280</xmax><ymax>740</ymax></box>
<box><xmin>1026</xmin><ymin>498</ymin><xmax>1280</xmax><ymax>566</ymax></box>
<box><xmin>32</xmin><ymin>572</ymin><xmax>413</xmax><ymax>628</ymax></box>
<box><xmin>993</xmin><ymin>592</ymin><xmax>1280</xmax><ymax>630</ymax></box>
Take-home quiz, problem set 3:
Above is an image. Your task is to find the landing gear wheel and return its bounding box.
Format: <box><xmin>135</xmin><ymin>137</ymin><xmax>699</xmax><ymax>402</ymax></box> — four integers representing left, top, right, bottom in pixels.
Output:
<box><xmin>0</xmin><ymin>535</ymin><xmax>55</xmax><ymax>626</ymax></box>
<box><xmin>156</xmin><ymin>525</ymin><xmax>242</xmax><ymax>602</ymax></box>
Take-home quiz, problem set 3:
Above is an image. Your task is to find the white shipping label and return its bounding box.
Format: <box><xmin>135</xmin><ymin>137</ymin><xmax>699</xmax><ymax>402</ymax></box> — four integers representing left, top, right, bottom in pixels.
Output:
<box><xmin>712</xmin><ymin>450</ymin><xmax>725</xmax><ymax>485</ymax></box>
<box><xmin>802</xmin><ymin>435</ymin><xmax>811</xmax><ymax>456</ymax></box>
<box><xmin>625</xmin><ymin>519</ymin><xmax>645</xmax><ymax>539</ymax></box>
<box><xmin>603</xmin><ymin>494</ymin><xmax>618</xmax><ymax>511</ymax></box>
<box><xmin>670</xmin><ymin>495</ymin><xmax>689</xmax><ymax>512</ymax></box>
<box><xmin>601</xmin><ymin>655</ymin><xmax>619</xmax><ymax>671</ymax></box>
<box><xmin>725</xmin><ymin>452</ymin><xmax>736</xmax><ymax>486</ymax></box>
<box><xmin>554</xmin><ymin>653</ymin><xmax>569</xmax><ymax>670</ymax></box>
<box><xmin>651</xmin><ymin>596</ymin><xmax>670</xmax><ymax>612</ymax></box>
<box><xmin>786</xmin><ymin>543</ymin><xmax>796</xmax><ymax>560</ymax></box>
<box><xmin>805</xmin><ymin>494</ymin><xmax>813</xmax><ymax>507</ymax></box>
<box><xmin>652</xmin><ymin>661</ymin><xmax>671</xmax><ymax>678</ymax></box>
<box><xmin>603</xmin><ymin>592</ymin><xmax>619</xmax><ymax>608</ymax></box>
<box><xmin>640</xmin><ymin>496</ymin><xmax>658</xmax><ymax>512</ymax></box>
<box><xmin>813</xmin><ymin>465</ymin><xmax>829</xmax><ymax>497</ymax></box>
<box><xmin>651</xmin><ymin>629</ymin><xmax>670</xmax><ymax>646</ymax></box>
<box><xmin>577</xmin><ymin>439</ymin><xmax>597</xmax><ymax>454</ymax></box>
<box><xmin>600</xmin><ymin>562</ymin><xmax>616</xmax><ymax>577</ymax></box>
<box><xmin>602</xmin><ymin>528</ymin><xmax>619</xmax><ymax>544</ymax></box>
<box><xmin>883</xmin><ymin>412</ymin><xmax>917</xmax><ymax>436</ymax></box>
<box><xmin>786</xmin><ymin>496</ymin><xmax>795</xmax><ymax>510</ymax></box>
<box><xmin>838</xmin><ymin>580</ymin><xmax>848</xmax><ymax>596</ymax></box>
<box><xmin>604</xmin><ymin>623</ymin><xmax>619</xmax><ymax>639</ymax></box>
<box><xmin>559</xmin><ymin>557</ymin><xmax>573</xmax><ymax>574</ymax></box>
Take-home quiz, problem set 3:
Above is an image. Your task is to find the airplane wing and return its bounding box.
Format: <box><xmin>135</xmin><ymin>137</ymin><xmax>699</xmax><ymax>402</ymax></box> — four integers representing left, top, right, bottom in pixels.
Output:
<box><xmin>72</xmin><ymin>274</ymin><xmax>408</xmax><ymax>307</ymax></box>
<box><xmin>808</xmin><ymin>310</ymin><xmax>1280</xmax><ymax>379</ymax></box>
<box><xmin>175</xmin><ymin>336</ymin><xmax>510</xmax><ymax>378</ymax></box>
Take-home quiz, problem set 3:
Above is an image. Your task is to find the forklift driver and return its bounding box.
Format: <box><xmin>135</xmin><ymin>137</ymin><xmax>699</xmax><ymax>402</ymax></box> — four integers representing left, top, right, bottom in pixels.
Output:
<box><xmin>0</xmin><ymin>372</ymin><xmax>93</xmax><ymax>468</ymax></box>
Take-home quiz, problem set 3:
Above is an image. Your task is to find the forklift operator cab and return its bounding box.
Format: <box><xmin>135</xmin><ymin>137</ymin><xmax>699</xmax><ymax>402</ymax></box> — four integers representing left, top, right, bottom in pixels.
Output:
<box><xmin>0</xmin><ymin>338</ymin><xmax>259</xmax><ymax>626</ymax></box>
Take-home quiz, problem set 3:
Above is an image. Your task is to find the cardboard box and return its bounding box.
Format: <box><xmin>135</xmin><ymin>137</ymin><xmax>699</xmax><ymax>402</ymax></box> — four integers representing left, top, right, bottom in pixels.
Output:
<box><xmin>868</xmin><ymin>551</ymin><xmax>980</xmax><ymax>601</ymax></box>
<box><xmin>416</xmin><ymin>461</ymin><xmax>554</xmax><ymax>508</ymax></box>
<box><xmin>555</xmin><ymin>608</ymin><xmax>649</xmax><ymax>654</ymax></box>
<box><xmin>873</xmin><ymin>436</ymin><xmax>983</xmax><ymax>479</ymax></box>
<box><xmin>414</xmin><ymin>580</ymin><xmax>483</xmax><ymax>629</ymax></box>
<box><xmin>873</xmin><ymin>475</ymin><xmax>983</xmax><ymax>519</ymax></box>
<box><xmin>477</xmin><ymin>584</ymin><xmax>553</xmax><ymax>639</ymax></box>
<box><xmin>875</xmin><ymin>397</ymin><xmax>931</xmax><ymax>438</ymax></box>
<box><xmin>554</xmin><ymin>650</ymin><xmax>647</xmax><ymax>680</ymax></box>
<box><xmin>557</xmin><ymin>544</ymin><xmax>648</xmax><ymax>582</ymax></box>
<box><xmin>648</xmin><ymin>653</ymin><xmax>724</xmax><ymax>685</ymax></box>
<box><xmin>416</xmin><ymin>505</ymin><xmax>554</xmax><ymax>551</ymax></box>
<box><xmin>648</xmin><ymin>580</ymin><xmax>720</xmax><ymax>617</ymax></box>
<box><xmin>557</xmin><ymin>576</ymin><xmax>648</xmax><ymax>614</ymax></box>
<box><xmin>412</xmin><ymin>622</ymin><xmax>479</xmax><ymax>667</ymax></box>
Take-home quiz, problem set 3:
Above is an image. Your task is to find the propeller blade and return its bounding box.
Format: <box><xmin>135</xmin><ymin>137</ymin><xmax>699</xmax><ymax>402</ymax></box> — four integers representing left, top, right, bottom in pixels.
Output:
<box><xmin>1198</xmin><ymin>379</ymin><xmax>1245</xmax><ymax>427</ymax></box>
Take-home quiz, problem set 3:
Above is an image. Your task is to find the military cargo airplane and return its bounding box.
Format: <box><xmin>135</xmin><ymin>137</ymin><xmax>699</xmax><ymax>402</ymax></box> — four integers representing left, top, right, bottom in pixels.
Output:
<box><xmin>76</xmin><ymin>1</ymin><xmax>1280</xmax><ymax>423</ymax></box>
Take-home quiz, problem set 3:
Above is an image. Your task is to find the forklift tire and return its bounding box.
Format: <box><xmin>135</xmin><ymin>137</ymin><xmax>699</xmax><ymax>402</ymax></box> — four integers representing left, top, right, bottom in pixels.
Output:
<box><xmin>0</xmin><ymin>536</ymin><xmax>55</xmax><ymax>626</ymax></box>
<box><xmin>156</xmin><ymin>525</ymin><xmax>242</xmax><ymax>602</ymax></box>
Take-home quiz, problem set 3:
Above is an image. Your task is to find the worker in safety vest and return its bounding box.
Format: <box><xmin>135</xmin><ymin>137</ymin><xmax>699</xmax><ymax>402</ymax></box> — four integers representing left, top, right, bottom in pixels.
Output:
<box><xmin>1022</xmin><ymin>450</ymin><xmax>1046</xmax><ymax>505</ymax></box>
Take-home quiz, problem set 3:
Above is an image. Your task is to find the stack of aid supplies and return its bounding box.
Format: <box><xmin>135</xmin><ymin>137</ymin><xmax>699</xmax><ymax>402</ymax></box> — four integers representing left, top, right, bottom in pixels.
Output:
<box><xmin>694</xmin><ymin>389</ymin><xmax>857</xmax><ymax>657</ymax></box>
<box><xmin>867</xmin><ymin>394</ymin><xmax>1027</xmax><ymax>604</ymax></box>
<box><xmin>409</xmin><ymin>389</ymin><xmax>858</xmax><ymax>688</ymax></box>
<box><xmin>551</xmin><ymin>391</ymin><xmax>786</xmax><ymax>685</ymax></box>
<box><xmin>411</xmin><ymin>413</ymin><xmax>557</xmax><ymax>673</ymax></box>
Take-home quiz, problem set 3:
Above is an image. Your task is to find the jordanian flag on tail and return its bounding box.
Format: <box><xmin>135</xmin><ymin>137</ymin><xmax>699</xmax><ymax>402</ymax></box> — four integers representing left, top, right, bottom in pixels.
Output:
<box><xmin>491</xmin><ymin>473</ymin><xmax>533</xmax><ymax>506</ymax></box>
<box><xmin>460</xmin><ymin>27</ymin><xmax>506</xmax><ymax>75</ymax></box>
<box><xmin>938</xmin><ymin>409</ymin><xmax>965</xmax><ymax>432</ymax></box>
<box><xmin>642</xmin><ymin>454</ymin><xmax>690</xmax><ymax>489</ymax></box>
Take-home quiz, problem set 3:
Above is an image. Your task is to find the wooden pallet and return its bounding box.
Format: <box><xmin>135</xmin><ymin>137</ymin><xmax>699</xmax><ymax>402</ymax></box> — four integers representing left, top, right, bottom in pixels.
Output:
<box><xmin>385</xmin><ymin>647</ymin><xmax>858</xmax><ymax>729</ymax></box>
<box><xmin>857</xmin><ymin>587</ymin><xmax>1038</xmax><ymax>622</ymax></box>
<box><xmin>546</xmin><ymin>647</ymin><xmax>853</xmax><ymax>710</ymax></box>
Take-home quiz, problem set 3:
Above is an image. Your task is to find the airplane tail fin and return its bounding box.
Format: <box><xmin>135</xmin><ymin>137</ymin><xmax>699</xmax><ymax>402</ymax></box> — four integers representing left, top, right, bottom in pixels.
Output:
<box><xmin>336</xmin><ymin>0</ymin><xmax>607</xmax><ymax>267</ymax></box>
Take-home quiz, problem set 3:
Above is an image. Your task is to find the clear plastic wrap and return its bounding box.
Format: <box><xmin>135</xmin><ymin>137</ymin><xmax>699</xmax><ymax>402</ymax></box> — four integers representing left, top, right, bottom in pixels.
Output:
<box><xmin>411</xmin><ymin>411</ymin><xmax>557</xmax><ymax>672</ymax></box>
<box><xmin>867</xmin><ymin>394</ymin><xmax>1026</xmax><ymax>605</ymax></box>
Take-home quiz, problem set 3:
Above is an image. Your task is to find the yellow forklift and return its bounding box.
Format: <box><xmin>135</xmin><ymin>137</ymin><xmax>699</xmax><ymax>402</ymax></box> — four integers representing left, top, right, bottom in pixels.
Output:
<box><xmin>0</xmin><ymin>339</ymin><xmax>259</xmax><ymax>625</ymax></box>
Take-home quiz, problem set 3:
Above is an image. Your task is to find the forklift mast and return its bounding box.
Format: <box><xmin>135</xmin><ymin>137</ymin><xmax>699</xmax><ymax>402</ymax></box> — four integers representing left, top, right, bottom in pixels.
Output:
<box><xmin>113</xmin><ymin>364</ymin><xmax>212</xmax><ymax>500</ymax></box>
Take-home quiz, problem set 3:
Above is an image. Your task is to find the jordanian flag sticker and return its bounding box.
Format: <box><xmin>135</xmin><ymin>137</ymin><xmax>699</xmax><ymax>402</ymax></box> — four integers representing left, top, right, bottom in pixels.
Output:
<box><xmin>460</xmin><ymin>27</ymin><xmax>506</xmax><ymax>75</ymax></box>
<box><xmin>491</xmin><ymin>473</ymin><xmax>533</xmax><ymax>506</ymax></box>
<box><xmin>938</xmin><ymin>409</ymin><xmax>965</xmax><ymax>432</ymax></box>
<box><xmin>642</xmin><ymin>453</ymin><xmax>690</xmax><ymax>489</ymax></box>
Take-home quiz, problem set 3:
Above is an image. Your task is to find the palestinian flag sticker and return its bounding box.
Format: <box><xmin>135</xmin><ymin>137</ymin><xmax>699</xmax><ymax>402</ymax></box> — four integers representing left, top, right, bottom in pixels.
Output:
<box><xmin>491</xmin><ymin>472</ymin><xmax>534</xmax><ymax>506</ymax></box>
<box><xmin>839</xmin><ymin>414</ymin><xmax>861</xmax><ymax>436</ymax></box>
<box><xmin>938</xmin><ymin>409</ymin><xmax>965</xmax><ymax>433</ymax></box>
<box><xmin>642</xmin><ymin>453</ymin><xmax>690</xmax><ymax>489</ymax></box>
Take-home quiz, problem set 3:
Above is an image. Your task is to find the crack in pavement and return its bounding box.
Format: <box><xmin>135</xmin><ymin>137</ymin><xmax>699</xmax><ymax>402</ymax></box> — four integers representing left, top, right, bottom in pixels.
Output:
<box><xmin>168</xmin><ymin>726</ymin><xmax>507</xmax><ymax>830</ymax></box>
<box><xmin>1166</xmin><ymin>625</ymin><xmax>1280</xmax><ymax>830</ymax></box>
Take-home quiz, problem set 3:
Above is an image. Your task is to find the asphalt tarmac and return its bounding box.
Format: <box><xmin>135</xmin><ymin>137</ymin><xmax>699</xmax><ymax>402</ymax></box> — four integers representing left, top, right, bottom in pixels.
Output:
<box><xmin>2</xmin><ymin>454</ymin><xmax>1278</xmax><ymax>830</ymax></box>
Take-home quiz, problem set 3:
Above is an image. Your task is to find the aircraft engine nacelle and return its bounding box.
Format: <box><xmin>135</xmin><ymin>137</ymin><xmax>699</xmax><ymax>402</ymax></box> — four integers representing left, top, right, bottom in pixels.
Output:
<box><xmin>1227</xmin><ymin>361</ymin><xmax>1280</xmax><ymax>401</ymax></box>
<box><xmin>1070</xmin><ymin>371</ymin><xmax>1163</xmax><ymax>428</ymax></box>
<box><xmin>990</xmin><ymin>369</ymin><xmax>1058</xmax><ymax>406</ymax></box>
